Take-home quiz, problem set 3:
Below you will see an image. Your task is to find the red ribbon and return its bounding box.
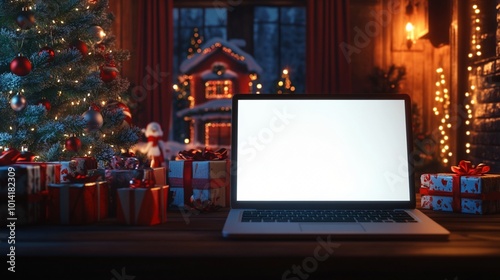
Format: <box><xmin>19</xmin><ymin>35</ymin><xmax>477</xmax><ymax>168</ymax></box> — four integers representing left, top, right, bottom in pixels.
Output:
<box><xmin>65</xmin><ymin>173</ymin><xmax>101</xmax><ymax>183</ymax></box>
<box><xmin>451</xmin><ymin>160</ymin><xmax>490</xmax><ymax>175</ymax></box>
<box><xmin>422</xmin><ymin>160</ymin><xmax>492</xmax><ymax>212</ymax></box>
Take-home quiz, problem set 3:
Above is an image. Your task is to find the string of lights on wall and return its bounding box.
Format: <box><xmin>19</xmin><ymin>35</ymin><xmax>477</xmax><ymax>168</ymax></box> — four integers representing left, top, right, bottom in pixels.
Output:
<box><xmin>464</xmin><ymin>3</ymin><xmax>482</xmax><ymax>155</ymax></box>
<box><xmin>433</xmin><ymin>67</ymin><xmax>452</xmax><ymax>165</ymax></box>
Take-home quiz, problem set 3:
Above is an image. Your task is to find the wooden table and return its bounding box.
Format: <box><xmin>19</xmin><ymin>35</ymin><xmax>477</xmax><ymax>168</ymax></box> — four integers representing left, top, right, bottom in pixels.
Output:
<box><xmin>4</xmin><ymin>203</ymin><xmax>500</xmax><ymax>279</ymax></box>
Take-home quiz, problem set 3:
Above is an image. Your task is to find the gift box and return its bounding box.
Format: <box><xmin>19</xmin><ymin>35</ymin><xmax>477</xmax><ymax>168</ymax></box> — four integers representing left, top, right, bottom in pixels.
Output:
<box><xmin>90</xmin><ymin>167</ymin><xmax>166</xmax><ymax>217</ymax></box>
<box><xmin>0</xmin><ymin>164</ymin><xmax>41</xmax><ymax>197</ymax></box>
<box><xmin>47</xmin><ymin>181</ymin><xmax>109</xmax><ymax>224</ymax></box>
<box><xmin>14</xmin><ymin>162</ymin><xmax>61</xmax><ymax>191</ymax></box>
<box><xmin>420</xmin><ymin>161</ymin><xmax>500</xmax><ymax>214</ymax></box>
<box><xmin>168</xmin><ymin>160</ymin><xmax>228</xmax><ymax>208</ymax></box>
<box><xmin>72</xmin><ymin>156</ymin><xmax>98</xmax><ymax>175</ymax></box>
<box><xmin>116</xmin><ymin>185</ymin><xmax>169</xmax><ymax>226</ymax></box>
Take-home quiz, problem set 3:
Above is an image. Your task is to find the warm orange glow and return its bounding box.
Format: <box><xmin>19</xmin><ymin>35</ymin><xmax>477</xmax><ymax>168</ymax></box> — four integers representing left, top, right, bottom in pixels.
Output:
<box><xmin>205</xmin><ymin>122</ymin><xmax>231</xmax><ymax>146</ymax></box>
<box><xmin>205</xmin><ymin>80</ymin><xmax>233</xmax><ymax>99</ymax></box>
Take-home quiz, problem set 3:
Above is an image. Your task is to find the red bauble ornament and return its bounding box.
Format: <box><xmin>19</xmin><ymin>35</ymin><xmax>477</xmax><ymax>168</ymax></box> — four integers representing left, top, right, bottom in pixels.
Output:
<box><xmin>10</xmin><ymin>54</ymin><xmax>32</xmax><ymax>76</ymax></box>
<box><xmin>36</xmin><ymin>98</ymin><xmax>51</xmax><ymax>111</ymax></box>
<box><xmin>69</xmin><ymin>40</ymin><xmax>88</xmax><ymax>58</ymax></box>
<box><xmin>16</xmin><ymin>8</ymin><xmax>35</xmax><ymax>29</ymax></box>
<box><xmin>65</xmin><ymin>136</ymin><xmax>82</xmax><ymax>152</ymax></box>
<box><xmin>100</xmin><ymin>61</ymin><xmax>119</xmax><ymax>83</ymax></box>
<box><xmin>105</xmin><ymin>100</ymin><xmax>132</xmax><ymax>125</ymax></box>
<box><xmin>38</xmin><ymin>46</ymin><xmax>55</xmax><ymax>62</ymax></box>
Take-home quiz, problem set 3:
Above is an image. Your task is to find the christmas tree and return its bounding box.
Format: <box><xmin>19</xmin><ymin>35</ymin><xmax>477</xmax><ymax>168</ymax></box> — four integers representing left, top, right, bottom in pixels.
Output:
<box><xmin>0</xmin><ymin>0</ymin><xmax>141</xmax><ymax>163</ymax></box>
<box><xmin>187</xmin><ymin>27</ymin><xmax>203</xmax><ymax>58</ymax></box>
<box><xmin>276</xmin><ymin>68</ymin><xmax>296</xmax><ymax>94</ymax></box>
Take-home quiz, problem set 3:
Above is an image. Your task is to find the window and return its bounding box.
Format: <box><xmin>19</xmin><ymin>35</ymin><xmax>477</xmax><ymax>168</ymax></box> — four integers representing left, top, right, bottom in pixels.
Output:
<box><xmin>205</xmin><ymin>123</ymin><xmax>231</xmax><ymax>146</ymax></box>
<box><xmin>205</xmin><ymin>80</ymin><xmax>233</xmax><ymax>99</ymax></box>
<box><xmin>253</xmin><ymin>7</ymin><xmax>306</xmax><ymax>94</ymax></box>
<box><xmin>173</xmin><ymin>8</ymin><xmax>227</xmax><ymax>80</ymax></box>
<box><xmin>173</xmin><ymin>3</ymin><xmax>306</xmax><ymax>93</ymax></box>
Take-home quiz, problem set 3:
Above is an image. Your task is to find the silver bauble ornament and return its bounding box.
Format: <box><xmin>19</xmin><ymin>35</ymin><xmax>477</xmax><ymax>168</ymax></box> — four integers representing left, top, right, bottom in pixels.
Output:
<box><xmin>88</xmin><ymin>25</ymin><xmax>106</xmax><ymax>44</ymax></box>
<box><xmin>10</xmin><ymin>92</ymin><xmax>27</xmax><ymax>111</ymax></box>
<box><xmin>82</xmin><ymin>106</ymin><xmax>103</xmax><ymax>132</ymax></box>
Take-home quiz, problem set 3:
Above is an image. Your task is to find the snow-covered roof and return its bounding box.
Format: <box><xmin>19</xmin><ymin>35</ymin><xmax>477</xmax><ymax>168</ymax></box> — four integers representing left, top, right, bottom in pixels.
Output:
<box><xmin>176</xmin><ymin>98</ymin><xmax>232</xmax><ymax>120</ymax></box>
<box><xmin>200</xmin><ymin>69</ymin><xmax>238</xmax><ymax>81</ymax></box>
<box><xmin>180</xmin><ymin>38</ymin><xmax>263</xmax><ymax>75</ymax></box>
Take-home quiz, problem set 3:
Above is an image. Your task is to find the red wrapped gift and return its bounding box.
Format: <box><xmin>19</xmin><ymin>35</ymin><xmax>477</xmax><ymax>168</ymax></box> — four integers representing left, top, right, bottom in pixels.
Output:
<box><xmin>117</xmin><ymin>185</ymin><xmax>168</xmax><ymax>226</ymax></box>
<box><xmin>47</xmin><ymin>181</ymin><xmax>109</xmax><ymax>224</ymax></box>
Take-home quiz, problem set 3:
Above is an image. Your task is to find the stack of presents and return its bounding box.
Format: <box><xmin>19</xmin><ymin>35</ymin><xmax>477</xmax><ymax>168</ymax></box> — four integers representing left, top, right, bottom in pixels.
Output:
<box><xmin>0</xmin><ymin>147</ymin><xmax>229</xmax><ymax>226</ymax></box>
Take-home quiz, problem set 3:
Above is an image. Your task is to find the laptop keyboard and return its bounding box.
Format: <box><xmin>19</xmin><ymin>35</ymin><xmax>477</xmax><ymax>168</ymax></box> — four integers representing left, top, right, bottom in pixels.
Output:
<box><xmin>241</xmin><ymin>209</ymin><xmax>417</xmax><ymax>223</ymax></box>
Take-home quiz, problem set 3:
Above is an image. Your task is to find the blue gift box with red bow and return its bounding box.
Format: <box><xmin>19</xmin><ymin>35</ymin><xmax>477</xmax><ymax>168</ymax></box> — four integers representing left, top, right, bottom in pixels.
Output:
<box><xmin>420</xmin><ymin>161</ymin><xmax>500</xmax><ymax>214</ymax></box>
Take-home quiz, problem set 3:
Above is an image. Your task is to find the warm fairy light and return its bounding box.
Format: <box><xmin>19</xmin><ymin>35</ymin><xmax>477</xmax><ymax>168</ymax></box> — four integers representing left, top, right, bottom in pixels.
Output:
<box><xmin>434</xmin><ymin>67</ymin><xmax>451</xmax><ymax>165</ymax></box>
<box><xmin>205</xmin><ymin>123</ymin><xmax>231</xmax><ymax>146</ymax></box>
<box><xmin>173</xmin><ymin>84</ymin><xmax>179</xmax><ymax>91</ymax></box>
<box><xmin>184</xmin><ymin>138</ymin><xmax>190</xmax><ymax>144</ymax></box>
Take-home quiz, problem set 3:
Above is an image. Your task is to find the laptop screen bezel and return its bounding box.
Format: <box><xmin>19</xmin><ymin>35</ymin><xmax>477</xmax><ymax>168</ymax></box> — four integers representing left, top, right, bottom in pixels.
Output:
<box><xmin>230</xmin><ymin>93</ymin><xmax>416</xmax><ymax>210</ymax></box>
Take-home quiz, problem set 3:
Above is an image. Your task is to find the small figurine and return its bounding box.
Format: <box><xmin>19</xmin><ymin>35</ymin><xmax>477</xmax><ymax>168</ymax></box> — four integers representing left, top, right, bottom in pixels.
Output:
<box><xmin>132</xmin><ymin>122</ymin><xmax>169</xmax><ymax>168</ymax></box>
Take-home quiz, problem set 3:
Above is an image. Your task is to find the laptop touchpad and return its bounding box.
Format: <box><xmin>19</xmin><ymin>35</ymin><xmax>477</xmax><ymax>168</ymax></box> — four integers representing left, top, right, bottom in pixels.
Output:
<box><xmin>299</xmin><ymin>223</ymin><xmax>366</xmax><ymax>233</ymax></box>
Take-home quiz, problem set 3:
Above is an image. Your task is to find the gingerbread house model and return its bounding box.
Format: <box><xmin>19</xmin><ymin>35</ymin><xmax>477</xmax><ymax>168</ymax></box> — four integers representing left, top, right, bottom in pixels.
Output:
<box><xmin>177</xmin><ymin>38</ymin><xmax>263</xmax><ymax>148</ymax></box>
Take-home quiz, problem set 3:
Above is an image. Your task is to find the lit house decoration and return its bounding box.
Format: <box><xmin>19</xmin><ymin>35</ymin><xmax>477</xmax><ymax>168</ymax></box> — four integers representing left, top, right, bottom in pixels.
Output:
<box><xmin>176</xmin><ymin>38</ymin><xmax>262</xmax><ymax>147</ymax></box>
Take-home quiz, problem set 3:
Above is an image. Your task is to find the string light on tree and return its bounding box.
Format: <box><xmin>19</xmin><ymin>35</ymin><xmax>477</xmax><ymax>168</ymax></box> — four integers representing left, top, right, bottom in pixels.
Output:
<box><xmin>187</xmin><ymin>28</ymin><xmax>203</xmax><ymax>58</ymax></box>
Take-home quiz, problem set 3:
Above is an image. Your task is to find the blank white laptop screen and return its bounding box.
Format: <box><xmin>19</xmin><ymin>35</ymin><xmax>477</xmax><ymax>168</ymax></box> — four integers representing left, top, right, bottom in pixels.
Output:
<box><xmin>235</xmin><ymin>99</ymin><xmax>411</xmax><ymax>202</ymax></box>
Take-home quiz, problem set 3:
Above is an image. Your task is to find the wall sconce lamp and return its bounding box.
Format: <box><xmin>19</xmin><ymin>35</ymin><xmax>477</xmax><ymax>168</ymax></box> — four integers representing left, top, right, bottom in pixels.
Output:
<box><xmin>405</xmin><ymin>0</ymin><xmax>416</xmax><ymax>49</ymax></box>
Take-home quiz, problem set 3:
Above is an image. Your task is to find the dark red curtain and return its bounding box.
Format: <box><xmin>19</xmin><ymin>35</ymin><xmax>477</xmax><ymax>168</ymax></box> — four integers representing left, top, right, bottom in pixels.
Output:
<box><xmin>134</xmin><ymin>0</ymin><xmax>173</xmax><ymax>137</ymax></box>
<box><xmin>306</xmin><ymin>0</ymin><xmax>351</xmax><ymax>94</ymax></box>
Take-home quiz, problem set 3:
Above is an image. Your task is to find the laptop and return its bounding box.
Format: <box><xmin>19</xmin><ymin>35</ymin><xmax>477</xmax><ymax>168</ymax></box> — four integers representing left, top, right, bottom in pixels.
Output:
<box><xmin>222</xmin><ymin>93</ymin><xmax>450</xmax><ymax>239</ymax></box>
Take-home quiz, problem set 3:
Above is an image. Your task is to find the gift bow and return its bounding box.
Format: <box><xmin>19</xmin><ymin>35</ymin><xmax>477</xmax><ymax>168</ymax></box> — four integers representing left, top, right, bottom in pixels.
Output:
<box><xmin>109</xmin><ymin>155</ymin><xmax>139</xmax><ymax>170</ymax></box>
<box><xmin>176</xmin><ymin>148</ymin><xmax>228</xmax><ymax>161</ymax></box>
<box><xmin>451</xmin><ymin>160</ymin><xmax>490</xmax><ymax>175</ymax></box>
<box><xmin>129</xmin><ymin>178</ymin><xmax>155</xmax><ymax>188</ymax></box>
